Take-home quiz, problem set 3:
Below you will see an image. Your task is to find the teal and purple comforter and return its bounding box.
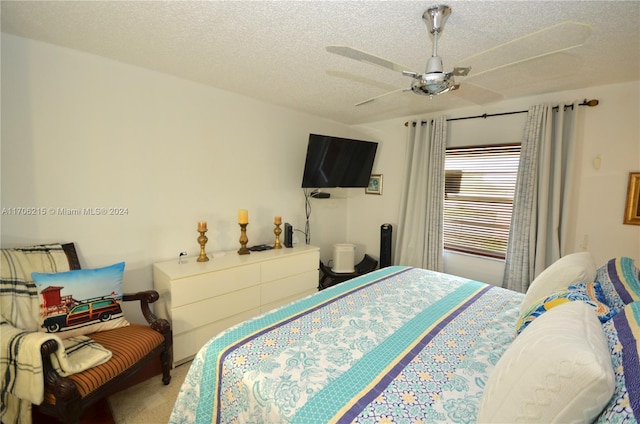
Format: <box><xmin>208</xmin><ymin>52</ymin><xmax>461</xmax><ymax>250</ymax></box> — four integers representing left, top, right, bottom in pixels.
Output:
<box><xmin>170</xmin><ymin>266</ymin><xmax>523</xmax><ymax>423</ymax></box>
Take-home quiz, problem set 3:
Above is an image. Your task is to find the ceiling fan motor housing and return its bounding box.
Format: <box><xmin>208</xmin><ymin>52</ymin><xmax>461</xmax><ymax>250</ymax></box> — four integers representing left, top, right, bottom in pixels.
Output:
<box><xmin>426</xmin><ymin>55</ymin><xmax>444</xmax><ymax>73</ymax></box>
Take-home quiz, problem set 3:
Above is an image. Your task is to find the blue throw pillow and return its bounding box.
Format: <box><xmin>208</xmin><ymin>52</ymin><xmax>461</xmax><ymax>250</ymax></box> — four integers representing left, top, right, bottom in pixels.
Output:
<box><xmin>32</xmin><ymin>262</ymin><xmax>129</xmax><ymax>339</ymax></box>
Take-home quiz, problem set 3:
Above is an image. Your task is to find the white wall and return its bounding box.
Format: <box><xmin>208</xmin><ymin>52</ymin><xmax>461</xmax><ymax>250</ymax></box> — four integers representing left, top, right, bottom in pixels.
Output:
<box><xmin>348</xmin><ymin>81</ymin><xmax>640</xmax><ymax>286</ymax></box>
<box><xmin>0</xmin><ymin>34</ymin><xmax>352</xmax><ymax>321</ymax></box>
<box><xmin>2</xmin><ymin>33</ymin><xmax>638</xmax><ymax>308</ymax></box>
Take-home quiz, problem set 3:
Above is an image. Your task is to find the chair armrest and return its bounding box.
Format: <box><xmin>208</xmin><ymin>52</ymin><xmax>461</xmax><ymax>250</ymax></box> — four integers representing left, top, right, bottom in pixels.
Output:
<box><xmin>122</xmin><ymin>290</ymin><xmax>171</xmax><ymax>334</ymax></box>
<box><xmin>40</xmin><ymin>338</ymin><xmax>58</xmax><ymax>356</ymax></box>
<box><xmin>40</xmin><ymin>339</ymin><xmax>81</xmax><ymax>405</ymax></box>
<box><xmin>123</xmin><ymin>289</ymin><xmax>159</xmax><ymax>304</ymax></box>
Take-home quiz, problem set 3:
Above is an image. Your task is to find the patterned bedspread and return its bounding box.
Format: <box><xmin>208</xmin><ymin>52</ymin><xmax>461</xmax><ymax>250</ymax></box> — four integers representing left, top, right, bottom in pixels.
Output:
<box><xmin>170</xmin><ymin>266</ymin><xmax>523</xmax><ymax>424</ymax></box>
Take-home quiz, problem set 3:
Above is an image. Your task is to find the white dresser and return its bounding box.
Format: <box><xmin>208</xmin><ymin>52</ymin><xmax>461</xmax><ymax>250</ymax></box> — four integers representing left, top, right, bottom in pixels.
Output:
<box><xmin>153</xmin><ymin>244</ymin><xmax>320</xmax><ymax>365</ymax></box>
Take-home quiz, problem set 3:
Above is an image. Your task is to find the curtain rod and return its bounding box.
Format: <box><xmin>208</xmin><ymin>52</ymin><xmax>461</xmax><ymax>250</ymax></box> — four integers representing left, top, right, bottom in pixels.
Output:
<box><xmin>404</xmin><ymin>98</ymin><xmax>599</xmax><ymax>126</ymax></box>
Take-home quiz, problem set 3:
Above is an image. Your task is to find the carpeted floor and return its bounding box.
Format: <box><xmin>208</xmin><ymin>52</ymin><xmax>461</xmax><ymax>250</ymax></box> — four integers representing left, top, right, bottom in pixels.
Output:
<box><xmin>108</xmin><ymin>361</ymin><xmax>191</xmax><ymax>424</ymax></box>
<box><xmin>32</xmin><ymin>361</ymin><xmax>190</xmax><ymax>423</ymax></box>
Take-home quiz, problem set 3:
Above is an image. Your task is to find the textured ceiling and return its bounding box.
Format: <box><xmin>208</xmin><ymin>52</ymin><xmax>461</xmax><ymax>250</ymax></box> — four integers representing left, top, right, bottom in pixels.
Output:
<box><xmin>2</xmin><ymin>1</ymin><xmax>639</xmax><ymax>125</ymax></box>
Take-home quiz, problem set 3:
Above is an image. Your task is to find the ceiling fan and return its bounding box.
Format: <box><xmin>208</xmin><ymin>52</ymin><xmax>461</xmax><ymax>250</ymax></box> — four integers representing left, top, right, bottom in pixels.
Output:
<box><xmin>401</xmin><ymin>5</ymin><xmax>469</xmax><ymax>97</ymax></box>
<box><xmin>326</xmin><ymin>5</ymin><xmax>592</xmax><ymax>107</ymax></box>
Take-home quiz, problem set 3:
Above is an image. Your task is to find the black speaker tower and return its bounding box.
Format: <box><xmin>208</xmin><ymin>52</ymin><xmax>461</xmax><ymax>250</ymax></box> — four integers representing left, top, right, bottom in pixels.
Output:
<box><xmin>380</xmin><ymin>223</ymin><xmax>392</xmax><ymax>268</ymax></box>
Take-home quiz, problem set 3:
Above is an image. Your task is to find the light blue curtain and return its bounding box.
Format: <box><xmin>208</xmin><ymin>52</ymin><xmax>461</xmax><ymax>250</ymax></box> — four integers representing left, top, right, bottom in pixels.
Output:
<box><xmin>503</xmin><ymin>102</ymin><xmax>578</xmax><ymax>292</ymax></box>
<box><xmin>396</xmin><ymin>116</ymin><xmax>447</xmax><ymax>271</ymax></box>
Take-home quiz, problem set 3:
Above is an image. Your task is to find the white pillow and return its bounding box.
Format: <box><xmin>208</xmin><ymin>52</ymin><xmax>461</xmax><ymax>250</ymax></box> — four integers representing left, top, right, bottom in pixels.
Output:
<box><xmin>478</xmin><ymin>301</ymin><xmax>614</xmax><ymax>423</ymax></box>
<box><xmin>520</xmin><ymin>251</ymin><xmax>597</xmax><ymax>313</ymax></box>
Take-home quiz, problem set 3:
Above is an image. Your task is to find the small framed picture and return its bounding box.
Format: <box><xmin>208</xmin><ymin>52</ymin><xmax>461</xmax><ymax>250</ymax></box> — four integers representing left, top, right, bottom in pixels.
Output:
<box><xmin>623</xmin><ymin>172</ymin><xmax>640</xmax><ymax>225</ymax></box>
<box><xmin>366</xmin><ymin>174</ymin><xmax>383</xmax><ymax>195</ymax></box>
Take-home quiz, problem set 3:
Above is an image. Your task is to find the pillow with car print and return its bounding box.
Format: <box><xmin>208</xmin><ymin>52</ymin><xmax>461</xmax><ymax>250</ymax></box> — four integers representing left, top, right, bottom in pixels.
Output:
<box><xmin>32</xmin><ymin>261</ymin><xmax>130</xmax><ymax>339</ymax></box>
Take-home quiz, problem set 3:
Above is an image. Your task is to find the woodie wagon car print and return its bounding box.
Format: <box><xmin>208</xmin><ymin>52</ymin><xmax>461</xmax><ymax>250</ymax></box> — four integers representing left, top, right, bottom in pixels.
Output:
<box><xmin>42</xmin><ymin>297</ymin><xmax>122</xmax><ymax>333</ymax></box>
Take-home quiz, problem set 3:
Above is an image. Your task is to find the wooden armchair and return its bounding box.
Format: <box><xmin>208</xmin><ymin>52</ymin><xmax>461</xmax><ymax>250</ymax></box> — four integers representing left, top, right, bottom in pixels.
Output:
<box><xmin>0</xmin><ymin>243</ymin><xmax>172</xmax><ymax>424</ymax></box>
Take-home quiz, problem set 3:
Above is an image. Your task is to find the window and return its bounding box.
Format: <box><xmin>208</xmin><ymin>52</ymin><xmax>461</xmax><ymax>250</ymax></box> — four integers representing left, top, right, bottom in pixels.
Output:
<box><xmin>444</xmin><ymin>144</ymin><xmax>520</xmax><ymax>259</ymax></box>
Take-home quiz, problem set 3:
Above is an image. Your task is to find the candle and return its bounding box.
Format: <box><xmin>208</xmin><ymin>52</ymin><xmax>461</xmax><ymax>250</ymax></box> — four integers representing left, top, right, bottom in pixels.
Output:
<box><xmin>238</xmin><ymin>209</ymin><xmax>248</xmax><ymax>224</ymax></box>
<box><xmin>274</xmin><ymin>216</ymin><xmax>282</xmax><ymax>225</ymax></box>
<box><xmin>197</xmin><ymin>221</ymin><xmax>207</xmax><ymax>231</ymax></box>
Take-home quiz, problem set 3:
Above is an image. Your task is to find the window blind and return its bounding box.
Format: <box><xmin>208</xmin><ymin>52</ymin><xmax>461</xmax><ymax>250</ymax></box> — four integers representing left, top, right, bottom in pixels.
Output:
<box><xmin>444</xmin><ymin>144</ymin><xmax>520</xmax><ymax>259</ymax></box>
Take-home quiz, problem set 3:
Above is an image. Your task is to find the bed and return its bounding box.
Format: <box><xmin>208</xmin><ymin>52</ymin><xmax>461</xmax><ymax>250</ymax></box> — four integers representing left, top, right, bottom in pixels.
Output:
<box><xmin>170</xmin><ymin>254</ymin><xmax>640</xmax><ymax>423</ymax></box>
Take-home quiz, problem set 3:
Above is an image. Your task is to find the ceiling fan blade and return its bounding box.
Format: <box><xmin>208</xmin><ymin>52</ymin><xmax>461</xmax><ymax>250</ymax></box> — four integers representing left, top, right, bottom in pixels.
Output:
<box><xmin>355</xmin><ymin>88</ymin><xmax>408</xmax><ymax>107</ymax></box>
<box><xmin>326</xmin><ymin>70</ymin><xmax>401</xmax><ymax>92</ymax></box>
<box><xmin>451</xmin><ymin>82</ymin><xmax>503</xmax><ymax>105</ymax></box>
<box><xmin>326</xmin><ymin>45</ymin><xmax>419</xmax><ymax>74</ymax></box>
<box><xmin>466</xmin><ymin>51</ymin><xmax>585</xmax><ymax>94</ymax></box>
<box><xmin>455</xmin><ymin>21</ymin><xmax>592</xmax><ymax>79</ymax></box>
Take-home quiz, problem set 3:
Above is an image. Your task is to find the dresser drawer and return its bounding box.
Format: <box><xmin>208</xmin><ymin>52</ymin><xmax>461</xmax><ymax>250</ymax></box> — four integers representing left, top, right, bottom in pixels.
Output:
<box><xmin>171</xmin><ymin>263</ymin><xmax>260</xmax><ymax>308</ymax></box>
<box><xmin>261</xmin><ymin>269</ymin><xmax>318</xmax><ymax>306</ymax></box>
<box><xmin>261</xmin><ymin>251</ymin><xmax>319</xmax><ymax>283</ymax></box>
<box><xmin>262</xmin><ymin>288</ymin><xmax>317</xmax><ymax>314</ymax></box>
<box><xmin>172</xmin><ymin>285</ymin><xmax>260</xmax><ymax>334</ymax></box>
<box><xmin>173</xmin><ymin>306</ymin><xmax>260</xmax><ymax>365</ymax></box>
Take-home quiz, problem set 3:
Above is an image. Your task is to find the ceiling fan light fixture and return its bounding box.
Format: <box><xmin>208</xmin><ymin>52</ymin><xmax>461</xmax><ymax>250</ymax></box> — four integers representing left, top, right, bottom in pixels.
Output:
<box><xmin>410</xmin><ymin>71</ymin><xmax>456</xmax><ymax>96</ymax></box>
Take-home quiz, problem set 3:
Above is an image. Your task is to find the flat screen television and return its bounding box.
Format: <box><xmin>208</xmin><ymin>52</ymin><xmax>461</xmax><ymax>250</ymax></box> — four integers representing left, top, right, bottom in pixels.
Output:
<box><xmin>301</xmin><ymin>134</ymin><xmax>378</xmax><ymax>188</ymax></box>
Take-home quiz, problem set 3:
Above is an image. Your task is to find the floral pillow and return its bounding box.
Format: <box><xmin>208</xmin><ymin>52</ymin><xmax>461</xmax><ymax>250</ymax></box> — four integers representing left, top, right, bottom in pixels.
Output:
<box><xmin>32</xmin><ymin>262</ymin><xmax>129</xmax><ymax>339</ymax></box>
<box><xmin>595</xmin><ymin>301</ymin><xmax>640</xmax><ymax>423</ymax></box>
<box><xmin>596</xmin><ymin>257</ymin><xmax>640</xmax><ymax>314</ymax></box>
<box><xmin>515</xmin><ymin>281</ymin><xmax>613</xmax><ymax>336</ymax></box>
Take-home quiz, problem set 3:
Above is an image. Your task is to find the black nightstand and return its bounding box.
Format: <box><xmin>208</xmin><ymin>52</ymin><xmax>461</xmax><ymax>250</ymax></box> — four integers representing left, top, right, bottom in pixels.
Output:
<box><xmin>318</xmin><ymin>254</ymin><xmax>378</xmax><ymax>290</ymax></box>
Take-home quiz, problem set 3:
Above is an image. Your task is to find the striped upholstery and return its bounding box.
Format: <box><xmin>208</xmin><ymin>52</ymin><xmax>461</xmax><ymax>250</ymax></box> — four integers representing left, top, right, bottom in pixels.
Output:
<box><xmin>43</xmin><ymin>324</ymin><xmax>165</xmax><ymax>404</ymax></box>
